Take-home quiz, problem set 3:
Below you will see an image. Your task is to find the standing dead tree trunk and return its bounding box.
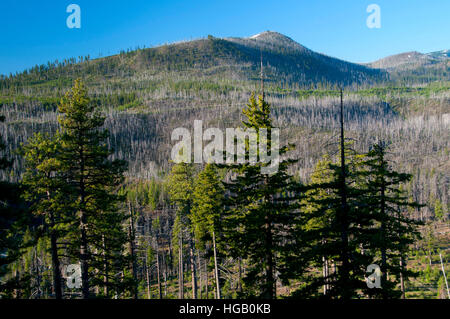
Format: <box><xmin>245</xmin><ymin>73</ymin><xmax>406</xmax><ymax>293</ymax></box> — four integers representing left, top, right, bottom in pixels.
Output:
<box><xmin>155</xmin><ymin>238</ymin><xmax>162</xmax><ymax>299</ymax></box>
<box><xmin>189</xmin><ymin>238</ymin><xmax>198</xmax><ymax>299</ymax></box>
<box><xmin>205</xmin><ymin>260</ymin><xmax>209</xmax><ymax>299</ymax></box>
<box><xmin>380</xmin><ymin>155</ymin><xmax>388</xmax><ymax>300</ymax></box>
<box><xmin>145</xmin><ymin>251</ymin><xmax>151</xmax><ymax>299</ymax></box>
<box><xmin>128</xmin><ymin>203</ymin><xmax>138</xmax><ymax>299</ymax></box>
<box><xmin>178</xmin><ymin>234</ymin><xmax>184</xmax><ymax>299</ymax></box>
<box><xmin>323</xmin><ymin>256</ymin><xmax>329</xmax><ymax>295</ymax></box>
<box><xmin>439</xmin><ymin>252</ymin><xmax>450</xmax><ymax>299</ymax></box>
<box><xmin>198</xmin><ymin>251</ymin><xmax>203</xmax><ymax>299</ymax></box>
<box><xmin>238</xmin><ymin>257</ymin><xmax>243</xmax><ymax>294</ymax></box>
<box><xmin>47</xmin><ymin>199</ymin><xmax>62</xmax><ymax>299</ymax></box>
<box><xmin>212</xmin><ymin>230</ymin><xmax>221</xmax><ymax>299</ymax></box>
<box><xmin>338</xmin><ymin>88</ymin><xmax>350</xmax><ymax>300</ymax></box>
<box><xmin>102</xmin><ymin>234</ymin><xmax>109</xmax><ymax>297</ymax></box>
<box><xmin>162</xmin><ymin>250</ymin><xmax>168</xmax><ymax>297</ymax></box>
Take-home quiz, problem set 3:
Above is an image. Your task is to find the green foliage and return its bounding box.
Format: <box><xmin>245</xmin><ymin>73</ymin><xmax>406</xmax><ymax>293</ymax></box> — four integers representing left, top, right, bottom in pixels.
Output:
<box><xmin>0</xmin><ymin>105</ymin><xmax>31</xmax><ymax>297</ymax></box>
<box><xmin>358</xmin><ymin>142</ymin><xmax>423</xmax><ymax>298</ymax></box>
<box><xmin>221</xmin><ymin>93</ymin><xmax>303</xmax><ymax>298</ymax></box>
<box><xmin>56</xmin><ymin>79</ymin><xmax>130</xmax><ymax>298</ymax></box>
<box><xmin>124</xmin><ymin>178</ymin><xmax>167</xmax><ymax>209</ymax></box>
<box><xmin>295</xmin><ymin>141</ymin><xmax>423</xmax><ymax>299</ymax></box>
<box><xmin>297</xmin><ymin>144</ymin><xmax>371</xmax><ymax>299</ymax></box>
<box><xmin>168</xmin><ymin>163</ymin><xmax>195</xmax><ymax>218</ymax></box>
<box><xmin>433</xmin><ymin>199</ymin><xmax>444</xmax><ymax>221</ymax></box>
<box><xmin>192</xmin><ymin>164</ymin><xmax>224</xmax><ymax>249</ymax></box>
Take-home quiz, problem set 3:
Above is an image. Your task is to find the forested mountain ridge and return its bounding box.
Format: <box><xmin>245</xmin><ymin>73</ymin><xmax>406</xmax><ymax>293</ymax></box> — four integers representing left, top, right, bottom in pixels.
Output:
<box><xmin>366</xmin><ymin>50</ymin><xmax>449</xmax><ymax>70</ymax></box>
<box><xmin>223</xmin><ymin>31</ymin><xmax>386</xmax><ymax>85</ymax></box>
<box><xmin>428</xmin><ymin>49</ymin><xmax>450</xmax><ymax>59</ymax></box>
<box><xmin>364</xmin><ymin>49</ymin><xmax>449</xmax><ymax>83</ymax></box>
<box><xmin>1</xmin><ymin>31</ymin><xmax>386</xmax><ymax>92</ymax></box>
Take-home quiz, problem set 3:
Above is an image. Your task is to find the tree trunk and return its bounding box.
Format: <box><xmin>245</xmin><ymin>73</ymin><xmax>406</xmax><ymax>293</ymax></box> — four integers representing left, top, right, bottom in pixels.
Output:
<box><xmin>80</xmin><ymin>211</ymin><xmax>89</xmax><ymax>299</ymax></box>
<box><xmin>439</xmin><ymin>252</ymin><xmax>450</xmax><ymax>299</ymax></box>
<box><xmin>102</xmin><ymin>234</ymin><xmax>109</xmax><ymax>297</ymax></box>
<box><xmin>212</xmin><ymin>230</ymin><xmax>221</xmax><ymax>299</ymax></box>
<box><xmin>323</xmin><ymin>256</ymin><xmax>329</xmax><ymax>296</ymax></box>
<box><xmin>145</xmin><ymin>253</ymin><xmax>151</xmax><ymax>299</ymax></box>
<box><xmin>399</xmin><ymin>255</ymin><xmax>405</xmax><ymax>299</ymax></box>
<box><xmin>156</xmin><ymin>248</ymin><xmax>162</xmax><ymax>299</ymax></box>
<box><xmin>168</xmin><ymin>239</ymin><xmax>174</xmax><ymax>278</ymax></box>
<box><xmin>380</xmin><ymin>175</ymin><xmax>387</xmax><ymax>299</ymax></box>
<box><xmin>49</xmin><ymin>210</ymin><xmax>62</xmax><ymax>299</ymax></box>
<box><xmin>162</xmin><ymin>250</ymin><xmax>168</xmax><ymax>297</ymax></box>
<box><xmin>79</xmin><ymin>149</ymin><xmax>90</xmax><ymax>299</ymax></box>
<box><xmin>238</xmin><ymin>257</ymin><xmax>242</xmax><ymax>293</ymax></box>
<box><xmin>264</xmin><ymin>212</ymin><xmax>274</xmax><ymax>299</ymax></box>
<box><xmin>34</xmin><ymin>247</ymin><xmax>42</xmax><ymax>298</ymax></box>
<box><xmin>189</xmin><ymin>238</ymin><xmax>198</xmax><ymax>299</ymax></box>
<box><xmin>205</xmin><ymin>260</ymin><xmax>209</xmax><ymax>299</ymax></box>
<box><xmin>339</xmin><ymin>88</ymin><xmax>350</xmax><ymax>299</ymax></box>
<box><xmin>178</xmin><ymin>235</ymin><xmax>184</xmax><ymax>299</ymax></box>
<box><xmin>198</xmin><ymin>251</ymin><xmax>203</xmax><ymax>299</ymax></box>
<box><xmin>128</xmin><ymin>204</ymin><xmax>138</xmax><ymax>299</ymax></box>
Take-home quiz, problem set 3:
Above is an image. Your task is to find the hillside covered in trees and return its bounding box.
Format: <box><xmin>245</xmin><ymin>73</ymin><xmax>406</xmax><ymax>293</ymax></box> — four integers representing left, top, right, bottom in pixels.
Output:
<box><xmin>0</xmin><ymin>31</ymin><xmax>449</xmax><ymax>299</ymax></box>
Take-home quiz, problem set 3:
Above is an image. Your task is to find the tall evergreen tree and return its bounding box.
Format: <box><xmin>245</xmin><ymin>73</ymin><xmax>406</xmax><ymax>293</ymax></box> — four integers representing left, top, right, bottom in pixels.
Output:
<box><xmin>57</xmin><ymin>79</ymin><xmax>128</xmax><ymax>298</ymax></box>
<box><xmin>22</xmin><ymin>133</ymin><xmax>68</xmax><ymax>299</ymax></box>
<box><xmin>222</xmin><ymin>93</ymin><xmax>302</xmax><ymax>299</ymax></box>
<box><xmin>298</xmin><ymin>91</ymin><xmax>378</xmax><ymax>299</ymax></box>
<box><xmin>299</xmin><ymin>142</ymin><xmax>423</xmax><ymax>299</ymax></box>
<box><xmin>359</xmin><ymin>141</ymin><xmax>423</xmax><ymax>298</ymax></box>
<box><xmin>192</xmin><ymin>164</ymin><xmax>224</xmax><ymax>299</ymax></box>
<box><xmin>298</xmin><ymin>145</ymin><xmax>374</xmax><ymax>299</ymax></box>
<box><xmin>300</xmin><ymin>154</ymin><xmax>335</xmax><ymax>296</ymax></box>
<box><xmin>168</xmin><ymin>162</ymin><xmax>198</xmax><ymax>299</ymax></box>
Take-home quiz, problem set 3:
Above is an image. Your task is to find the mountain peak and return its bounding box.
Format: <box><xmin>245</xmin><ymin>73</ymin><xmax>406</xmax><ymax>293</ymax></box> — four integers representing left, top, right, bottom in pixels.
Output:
<box><xmin>249</xmin><ymin>31</ymin><xmax>289</xmax><ymax>40</ymax></box>
<box><xmin>367</xmin><ymin>50</ymin><xmax>448</xmax><ymax>70</ymax></box>
<box><xmin>226</xmin><ymin>31</ymin><xmax>309</xmax><ymax>54</ymax></box>
<box><xmin>247</xmin><ymin>31</ymin><xmax>299</xmax><ymax>46</ymax></box>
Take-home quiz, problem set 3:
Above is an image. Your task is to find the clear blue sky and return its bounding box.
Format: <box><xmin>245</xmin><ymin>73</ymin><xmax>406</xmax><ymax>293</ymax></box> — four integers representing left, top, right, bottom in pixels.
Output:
<box><xmin>1</xmin><ymin>0</ymin><xmax>449</xmax><ymax>75</ymax></box>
